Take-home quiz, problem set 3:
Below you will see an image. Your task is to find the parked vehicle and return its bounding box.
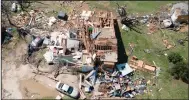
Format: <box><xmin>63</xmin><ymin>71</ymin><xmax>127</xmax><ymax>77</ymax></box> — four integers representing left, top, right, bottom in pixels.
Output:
<box><xmin>56</xmin><ymin>82</ymin><xmax>80</xmax><ymax>99</ymax></box>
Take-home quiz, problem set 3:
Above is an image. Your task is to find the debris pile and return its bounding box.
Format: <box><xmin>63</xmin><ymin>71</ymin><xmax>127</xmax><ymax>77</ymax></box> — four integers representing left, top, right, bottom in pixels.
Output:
<box><xmin>12</xmin><ymin>13</ymin><xmax>30</xmax><ymax>27</ymax></box>
<box><xmin>29</xmin><ymin>10</ymin><xmax>50</xmax><ymax>30</ymax></box>
<box><xmin>119</xmin><ymin>2</ymin><xmax>188</xmax><ymax>33</ymax></box>
<box><xmin>78</xmin><ymin>62</ymin><xmax>153</xmax><ymax>99</ymax></box>
<box><xmin>159</xmin><ymin>2</ymin><xmax>188</xmax><ymax>32</ymax></box>
<box><xmin>23</xmin><ymin>9</ymin><xmax>156</xmax><ymax>99</ymax></box>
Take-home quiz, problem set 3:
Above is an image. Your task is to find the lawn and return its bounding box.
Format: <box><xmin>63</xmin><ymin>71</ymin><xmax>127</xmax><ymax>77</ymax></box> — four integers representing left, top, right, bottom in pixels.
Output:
<box><xmin>88</xmin><ymin>1</ymin><xmax>178</xmax><ymax>14</ymax></box>
<box><xmin>88</xmin><ymin>1</ymin><xmax>188</xmax><ymax>99</ymax></box>
<box><xmin>124</xmin><ymin>28</ymin><xmax>188</xmax><ymax>99</ymax></box>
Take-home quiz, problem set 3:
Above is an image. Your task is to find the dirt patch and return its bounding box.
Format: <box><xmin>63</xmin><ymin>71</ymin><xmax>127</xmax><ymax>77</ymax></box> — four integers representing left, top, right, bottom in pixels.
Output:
<box><xmin>147</xmin><ymin>23</ymin><xmax>158</xmax><ymax>34</ymax></box>
<box><xmin>56</xmin><ymin>74</ymin><xmax>79</xmax><ymax>88</ymax></box>
<box><xmin>2</xmin><ymin>64</ymin><xmax>34</xmax><ymax>99</ymax></box>
<box><xmin>179</xmin><ymin>25</ymin><xmax>188</xmax><ymax>33</ymax></box>
<box><xmin>2</xmin><ymin>39</ymin><xmax>79</xmax><ymax>99</ymax></box>
<box><xmin>19</xmin><ymin>79</ymin><xmax>59</xmax><ymax>99</ymax></box>
<box><xmin>162</xmin><ymin>39</ymin><xmax>175</xmax><ymax>49</ymax></box>
<box><xmin>80</xmin><ymin>2</ymin><xmax>90</xmax><ymax>11</ymax></box>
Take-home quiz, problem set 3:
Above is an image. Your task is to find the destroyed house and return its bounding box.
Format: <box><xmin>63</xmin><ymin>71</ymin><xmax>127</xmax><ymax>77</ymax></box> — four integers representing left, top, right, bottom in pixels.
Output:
<box><xmin>92</xmin><ymin>11</ymin><xmax>118</xmax><ymax>68</ymax></box>
<box><xmin>74</xmin><ymin>11</ymin><xmax>118</xmax><ymax>68</ymax></box>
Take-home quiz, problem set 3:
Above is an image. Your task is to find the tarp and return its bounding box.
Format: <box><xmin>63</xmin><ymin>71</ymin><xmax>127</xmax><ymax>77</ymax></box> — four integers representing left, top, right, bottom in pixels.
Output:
<box><xmin>116</xmin><ymin>63</ymin><xmax>133</xmax><ymax>76</ymax></box>
<box><xmin>85</xmin><ymin>69</ymin><xmax>97</xmax><ymax>85</ymax></box>
<box><xmin>90</xmin><ymin>70</ymin><xmax>97</xmax><ymax>85</ymax></box>
<box><xmin>78</xmin><ymin>65</ymin><xmax>94</xmax><ymax>73</ymax></box>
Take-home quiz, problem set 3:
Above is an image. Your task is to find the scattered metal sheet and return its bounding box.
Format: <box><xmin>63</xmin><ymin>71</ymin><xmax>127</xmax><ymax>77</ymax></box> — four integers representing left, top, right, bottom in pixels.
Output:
<box><xmin>116</xmin><ymin>63</ymin><xmax>134</xmax><ymax>76</ymax></box>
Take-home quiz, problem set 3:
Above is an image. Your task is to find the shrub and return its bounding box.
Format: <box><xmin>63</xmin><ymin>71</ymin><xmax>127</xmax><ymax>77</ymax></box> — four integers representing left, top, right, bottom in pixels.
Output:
<box><xmin>180</xmin><ymin>63</ymin><xmax>189</xmax><ymax>83</ymax></box>
<box><xmin>170</xmin><ymin>61</ymin><xmax>188</xmax><ymax>81</ymax></box>
<box><xmin>168</xmin><ymin>52</ymin><xmax>183</xmax><ymax>64</ymax></box>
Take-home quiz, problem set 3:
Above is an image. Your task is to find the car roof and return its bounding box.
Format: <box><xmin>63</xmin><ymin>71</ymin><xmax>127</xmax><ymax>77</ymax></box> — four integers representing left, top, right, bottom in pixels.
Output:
<box><xmin>62</xmin><ymin>83</ymin><xmax>70</xmax><ymax>91</ymax></box>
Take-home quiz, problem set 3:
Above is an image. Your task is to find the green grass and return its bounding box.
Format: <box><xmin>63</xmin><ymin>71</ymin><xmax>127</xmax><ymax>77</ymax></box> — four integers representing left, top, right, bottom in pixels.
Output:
<box><xmin>27</xmin><ymin>1</ymin><xmax>73</xmax><ymax>17</ymax></box>
<box><xmin>88</xmin><ymin>1</ymin><xmax>177</xmax><ymax>14</ymax></box>
<box><xmin>87</xmin><ymin>1</ymin><xmax>112</xmax><ymax>11</ymax></box>
<box><xmin>121</xmin><ymin>27</ymin><xmax>188</xmax><ymax>99</ymax></box>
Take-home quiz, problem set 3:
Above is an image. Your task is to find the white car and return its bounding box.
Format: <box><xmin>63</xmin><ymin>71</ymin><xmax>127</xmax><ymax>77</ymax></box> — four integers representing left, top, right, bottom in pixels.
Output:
<box><xmin>56</xmin><ymin>82</ymin><xmax>80</xmax><ymax>99</ymax></box>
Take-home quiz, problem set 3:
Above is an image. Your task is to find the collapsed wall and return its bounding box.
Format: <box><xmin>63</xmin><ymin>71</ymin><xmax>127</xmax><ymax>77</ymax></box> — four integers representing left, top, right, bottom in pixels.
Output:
<box><xmin>75</xmin><ymin>11</ymin><xmax>118</xmax><ymax>68</ymax></box>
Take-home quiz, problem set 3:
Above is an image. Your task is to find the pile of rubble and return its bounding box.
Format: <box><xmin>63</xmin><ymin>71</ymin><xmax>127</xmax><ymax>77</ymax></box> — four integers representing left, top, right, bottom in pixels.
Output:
<box><xmin>12</xmin><ymin>12</ymin><xmax>30</xmax><ymax>27</ymax></box>
<box><xmin>93</xmin><ymin>68</ymin><xmax>146</xmax><ymax>98</ymax></box>
<box><xmin>159</xmin><ymin>2</ymin><xmax>188</xmax><ymax>32</ymax></box>
<box><xmin>38</xmin><ymin>10</ymin><xmax>119</xmax><ymax>75</ymax></box>
<box><xmin>78</xmin><ymin>62</ymin><xmax>154</xmax><ymax>99</ymax></box>
<box><xmin>24</xmin><ymin>8</ymin><xmax>157</xmax><ymax>99</ymax></box>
